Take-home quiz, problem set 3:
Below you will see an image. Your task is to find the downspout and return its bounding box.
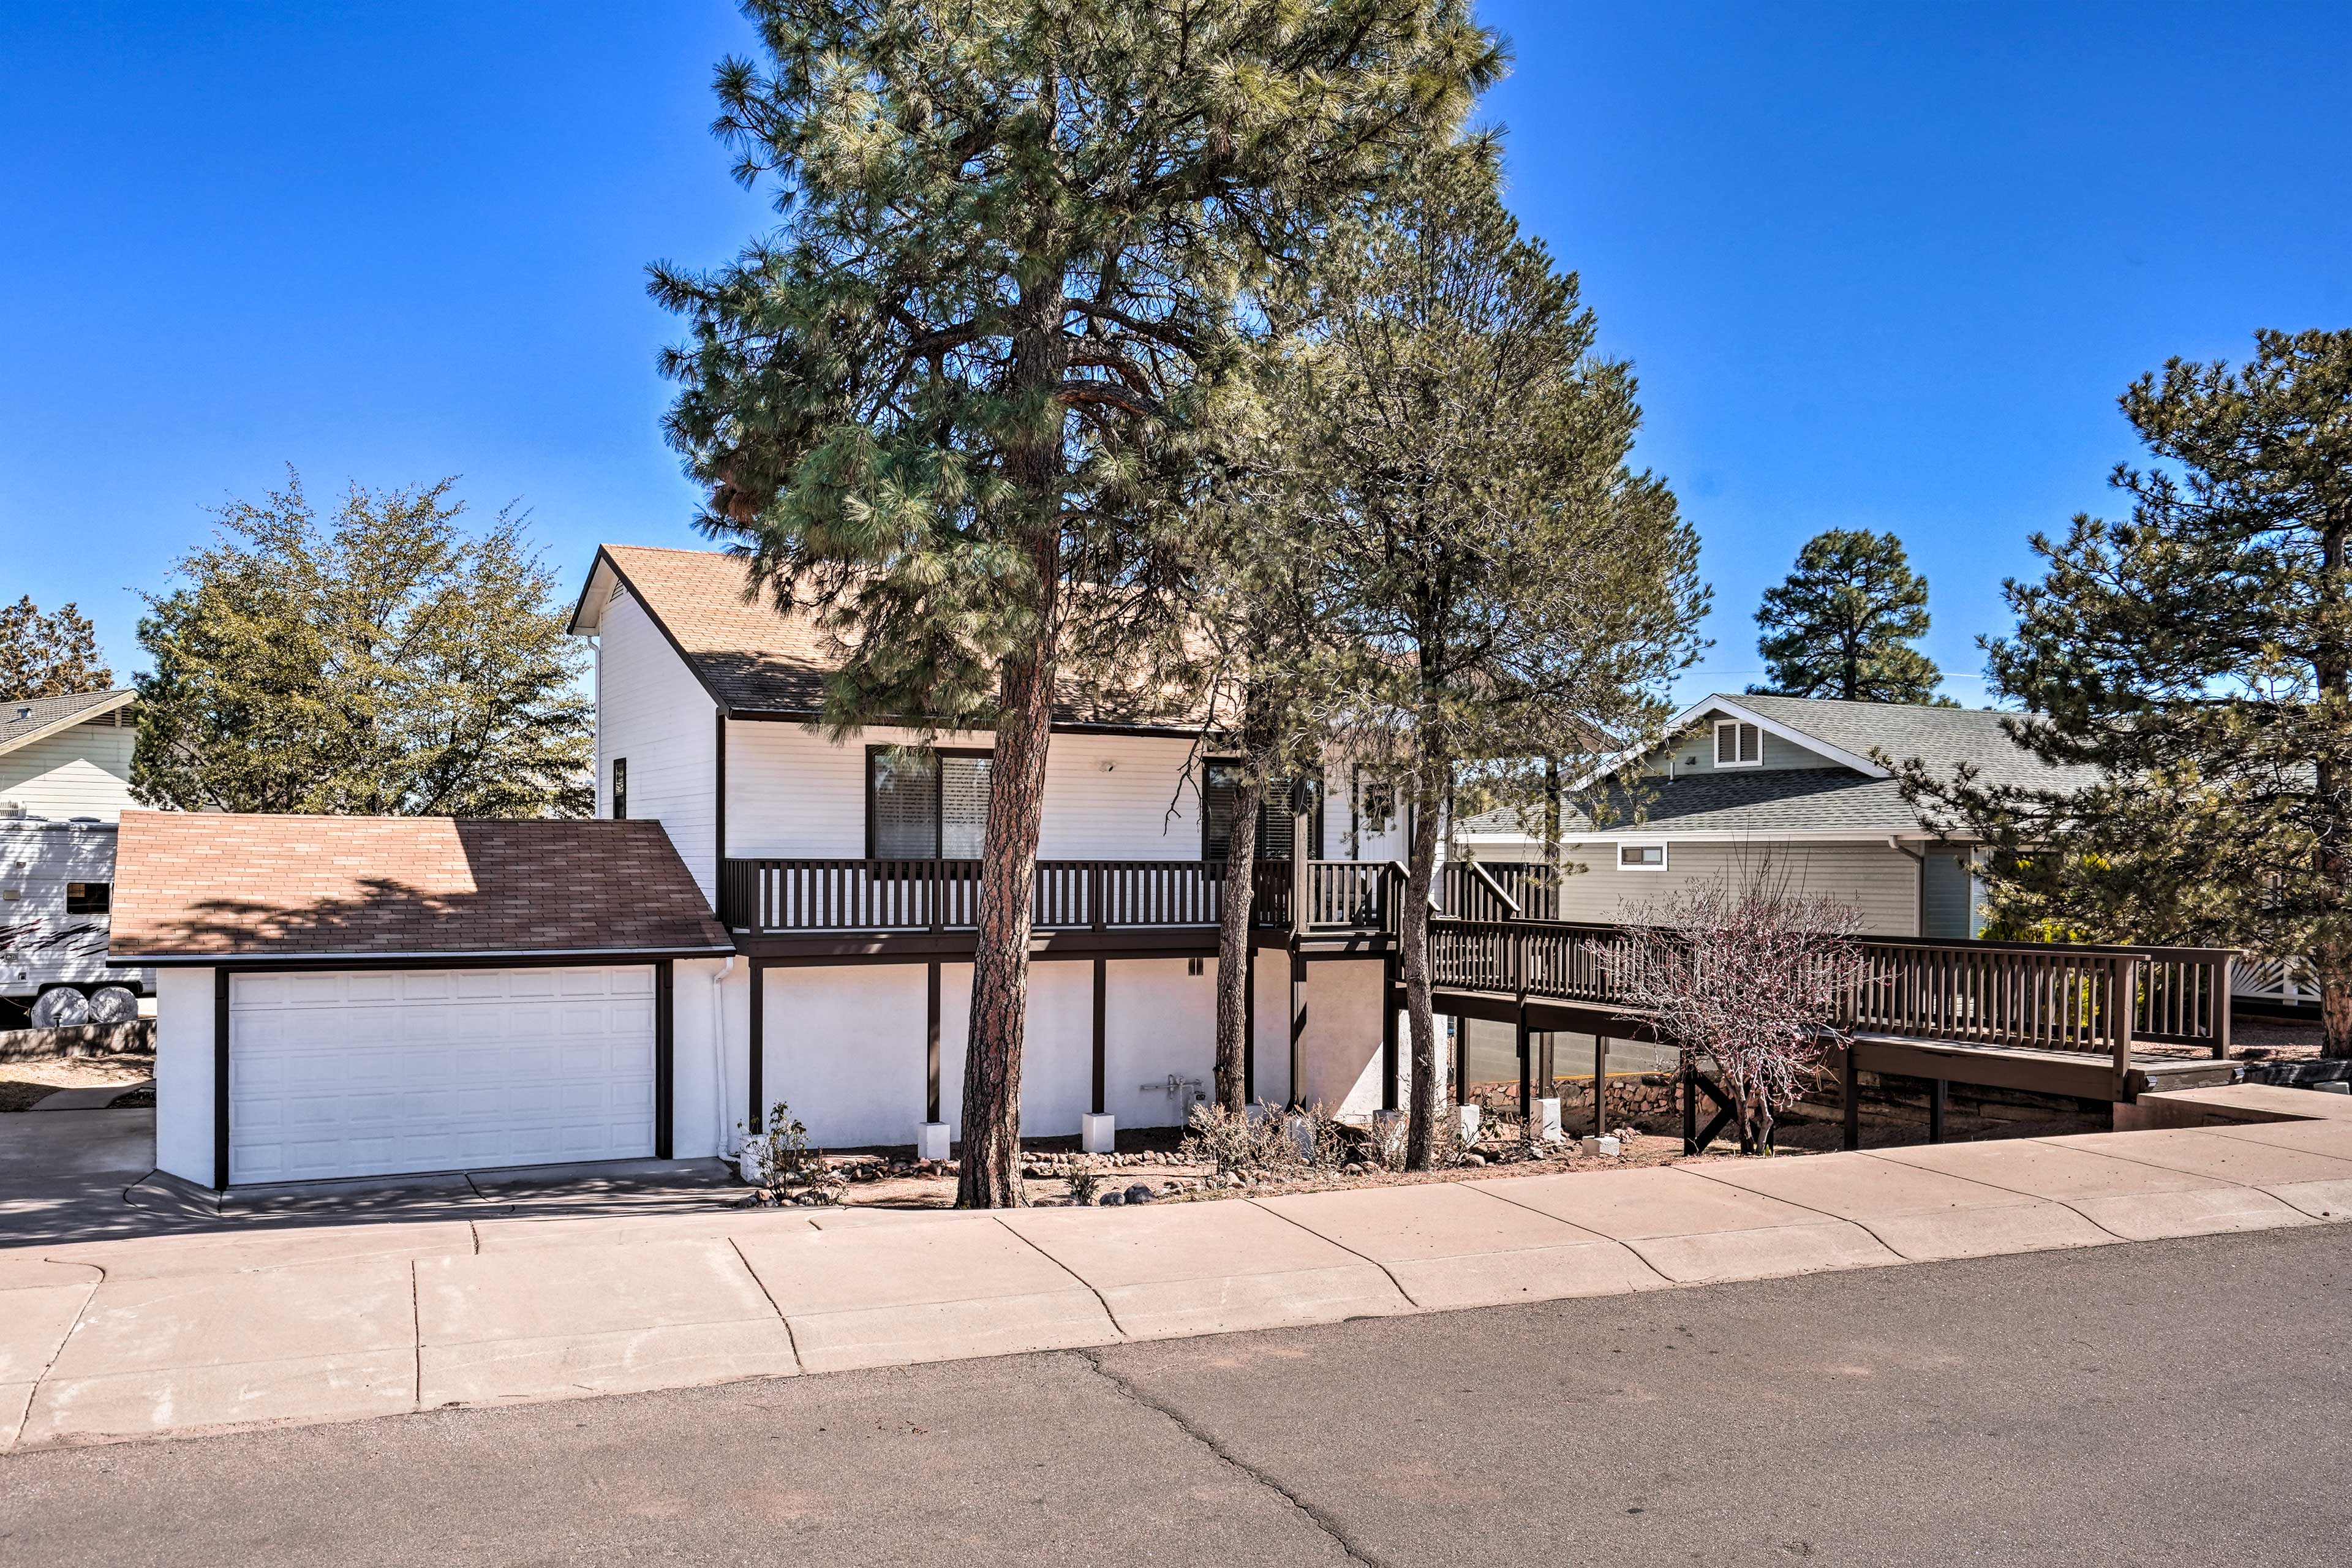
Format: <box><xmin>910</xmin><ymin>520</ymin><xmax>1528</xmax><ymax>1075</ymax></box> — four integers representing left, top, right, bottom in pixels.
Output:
<box><xmin>711</xmin><ymin>954</ymin><xmax>737</xmax><ymax>1156</ymax></box>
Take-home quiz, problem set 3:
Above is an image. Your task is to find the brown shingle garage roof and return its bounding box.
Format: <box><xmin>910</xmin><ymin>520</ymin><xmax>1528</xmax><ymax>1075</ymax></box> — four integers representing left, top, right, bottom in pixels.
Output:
<box><xmin>108</xmin><ymin>812</ymin><xmax>732</xmax><ymax>964</ymax></box>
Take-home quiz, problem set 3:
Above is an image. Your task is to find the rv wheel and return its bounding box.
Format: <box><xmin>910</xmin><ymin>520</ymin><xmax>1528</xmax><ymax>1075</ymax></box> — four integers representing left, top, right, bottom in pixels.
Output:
<box><xmin>31</xmin><ymin>986</ymin><xmax>93</xmax><ymax>1028</ymax></box>
<box><xmin>87</xmin><ymin>986</ymin><xmax>140</xmax><ymax>1023</ymax></box>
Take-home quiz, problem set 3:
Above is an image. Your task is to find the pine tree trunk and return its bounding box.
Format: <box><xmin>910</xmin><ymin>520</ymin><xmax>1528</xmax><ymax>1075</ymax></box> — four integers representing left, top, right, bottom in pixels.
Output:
<box><xmin>1401</xmin><ymin>751</ymin><xmax>1446</xmax><ymax>1170</ymax></box>
<box><xmin>958</xmin><ymin>620</ymin><xmax>1055</xmax><ymax>1207</ymax></box>
<box><xmin>1215</xmin><ymin>770</ymin><xmax>1265</xmax><ymax>1112</ymax></box>
<box><xmin>2319</xmin><ymin>939</ymin><xmax>2352</xmax><ymax>1059</ymax></box>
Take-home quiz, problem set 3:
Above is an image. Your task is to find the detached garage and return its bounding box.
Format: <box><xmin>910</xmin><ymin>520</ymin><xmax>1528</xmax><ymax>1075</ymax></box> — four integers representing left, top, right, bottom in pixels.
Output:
<box><xmin>108</xmin><ymin>812</ymin><xmax>736</xmax><ymax>1190</ymax></box>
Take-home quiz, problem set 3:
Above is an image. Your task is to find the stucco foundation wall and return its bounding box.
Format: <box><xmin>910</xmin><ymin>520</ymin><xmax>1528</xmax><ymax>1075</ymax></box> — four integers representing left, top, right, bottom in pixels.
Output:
<box><xmin>153</xmin><ymin>965</ymin><xmax>216</xmax><ymax>1185</ymax></box>
<box><xmin>1295</xmin><ymin>958</ymin><xmax>1391</xmax><ymax>1118</ymax></box>
<box><xmin>764</xmin><ymin>956</ymin><xmax>1240</xmax><ymax>1151</ymax></box>
<box><xmin>1103</xmin><ymin>957</ymin><xmax>1216</xmax><ymax>1128</ymax></box>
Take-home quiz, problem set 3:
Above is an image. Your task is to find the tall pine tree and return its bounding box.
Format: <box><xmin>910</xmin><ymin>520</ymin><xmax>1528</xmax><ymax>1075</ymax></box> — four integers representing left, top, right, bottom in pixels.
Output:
<box><xmin>1749</xmin><ymin>529</ymin><xmax>1951</xmax><ymax>704</ymax></box>
<box><xmin>651</xmin><ymin>0</ymin><xmax>1500</xmax><ymax>1206</ymax></box>
<box><xmin>1901</xmin><ymin>330</ymin><xmax>2352</xmax><ymax>1054</ymax></box>
<box><xmin>1301</xmin><ymin>153</ymin><xmax>1707</xmax><ymax>1167</ymax></box>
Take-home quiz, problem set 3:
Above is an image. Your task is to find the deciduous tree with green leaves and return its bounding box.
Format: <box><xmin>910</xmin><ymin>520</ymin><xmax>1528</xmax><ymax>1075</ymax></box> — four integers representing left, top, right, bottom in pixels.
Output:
<box><xmin>1301</xmin><ymin>153</ymin><xmax>1708</xmax><ymax>1167</ymax></box>
<box><xmin>650</xmin><ymin>0</ymin><xmax>1501</xmax><ymax>1205</ymax></box>
<box><xmin>1749</xmin><ymin>528</ymin><xmax>1951</xmax><ymax>704</ymax></box>
<box><xmin>1900</xmin><ymin>330</ymin><xmax>2352</xmax><ymax>1054</ymax></box>
<box><xmin>0</xmin><ymin>597</ymin><xmax>113</xmax><ymax>701</ymax></box>
<box><xmin>132</xmin><ymin>472</ymin><xmax>593</xmax><ymax>818</ymax></box>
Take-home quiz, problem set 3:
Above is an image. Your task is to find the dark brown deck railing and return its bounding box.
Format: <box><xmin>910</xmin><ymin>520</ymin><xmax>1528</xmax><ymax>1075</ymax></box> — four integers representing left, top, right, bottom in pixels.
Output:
<box><xmin>722</xmin><ymin>857</ymin><xmax>1293</xmax><ymax>934</ymax></box>
<box><xmin>1417</xmin><ymin>916</ymin><xmax>2233</xmax><ymax>1062</ymax></box>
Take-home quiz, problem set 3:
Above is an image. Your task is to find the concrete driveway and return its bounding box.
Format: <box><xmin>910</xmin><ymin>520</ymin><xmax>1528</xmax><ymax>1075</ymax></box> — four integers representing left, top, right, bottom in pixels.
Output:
<box><xmin>0</xmin><ymin>1105</ymin><xmax>748</xmax><ymax>1248</ymax></box>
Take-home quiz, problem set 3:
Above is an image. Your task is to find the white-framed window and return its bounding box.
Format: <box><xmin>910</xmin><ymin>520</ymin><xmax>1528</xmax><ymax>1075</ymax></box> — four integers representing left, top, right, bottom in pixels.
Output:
<box><xmin>1617</xmin><ymin>842</ymin><xmax>1668</xmax><ymax>872</ymax></box>
<box><xmin>1713</xmin><ymin>719</ymin><xmax>1762</xmax><ymax>767</ymax></box>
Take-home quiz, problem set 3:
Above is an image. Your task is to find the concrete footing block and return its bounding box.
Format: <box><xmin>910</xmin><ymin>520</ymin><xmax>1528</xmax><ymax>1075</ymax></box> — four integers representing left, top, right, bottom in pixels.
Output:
<box><xmin>1534</xmin><ymin>1098</ymin><xmax>1563</xmax><ymax>1143</ymax></box>
<box><xmin>1457</xmin><ymin>1104</ymin><xmax>1480</xmax><ymax>1144</ymax></box>
<box><xmin>915</xmin><ymin>1122</ymin><xmax>951</xmax><ymax>1162</ymax></box>
<box><xmin>1081</xmin><ymin>1113</ymin><xmax>1115</xmax><ymax>1155</ymax></box>
<box><xmin>1581</xmin><ymin>1134</ymin><xmax>1621</xmax><ymax>1157</ymax></box>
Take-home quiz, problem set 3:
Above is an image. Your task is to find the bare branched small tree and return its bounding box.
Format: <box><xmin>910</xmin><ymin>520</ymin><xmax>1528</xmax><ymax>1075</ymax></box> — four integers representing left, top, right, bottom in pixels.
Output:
<box><xmin>1609</xmin><ymin>861</ymin><xmax>1864</xmax><ymax>1153</ymax></box>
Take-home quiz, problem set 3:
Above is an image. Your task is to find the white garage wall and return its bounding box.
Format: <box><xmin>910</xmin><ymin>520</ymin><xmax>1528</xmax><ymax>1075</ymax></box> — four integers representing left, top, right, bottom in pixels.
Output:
<box><xmin>670</xmin><ymin>956</ymin><xmax>741</xmax><ymax>1160</ymax></box>
<box><xmin>154</xmin><ymin>965</ymin><xmax>216</xmax><ymax>1185</ymax></box>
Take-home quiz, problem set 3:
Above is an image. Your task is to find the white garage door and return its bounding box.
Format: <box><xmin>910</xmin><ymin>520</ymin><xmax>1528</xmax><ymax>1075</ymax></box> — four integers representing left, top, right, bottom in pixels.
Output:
<box><xmin>228</xmin><ymin>965</ymin><xmax>656</xmax><ymax>1184</ymax></box>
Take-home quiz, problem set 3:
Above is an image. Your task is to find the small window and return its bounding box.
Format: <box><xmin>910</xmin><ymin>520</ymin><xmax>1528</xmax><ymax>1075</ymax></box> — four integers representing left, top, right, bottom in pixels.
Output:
<box><xmin>67</xmin><ymin>881</ymin><xmax>111</xmax><ymax>913</ymax></box>
<box><xmin>1186</xmin><ymin>957</ymin><xmax>1205</xmax><ymax>977</ymax></box>
<box><xmin>1714</xmin><ymin>720</ymin><xmax>1762</xmax><ymax>767</ymax></box>
<box><xmin>1617</xmin><ymin>843</ymin><xmax>1667</xmax><ymax>872</ymax></box>
<box><xmin>612</xmin><ymin>758</ymin><xmax>628</xmax><ymax>820</ymax></box>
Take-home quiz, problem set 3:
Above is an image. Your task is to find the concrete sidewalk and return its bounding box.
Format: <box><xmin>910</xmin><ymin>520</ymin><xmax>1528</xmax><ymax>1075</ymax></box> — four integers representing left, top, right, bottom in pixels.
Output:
<box><xmin>6</xmin><ymin>1115</ymin><xmax>2350</xmax><ymax>1453</ymax></box>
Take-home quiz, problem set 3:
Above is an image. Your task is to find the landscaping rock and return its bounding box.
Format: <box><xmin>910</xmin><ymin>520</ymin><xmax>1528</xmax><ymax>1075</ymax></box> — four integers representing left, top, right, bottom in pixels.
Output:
<box><xmin>1099</xmin><ymin>1191</ymin><xmax>1125</xmax><ymax>1206</ymax></box>
<box><xmin>1124</xmin><ymin>1183</ymin><xmax>1156</xmax><ymax>1204</ymax></box>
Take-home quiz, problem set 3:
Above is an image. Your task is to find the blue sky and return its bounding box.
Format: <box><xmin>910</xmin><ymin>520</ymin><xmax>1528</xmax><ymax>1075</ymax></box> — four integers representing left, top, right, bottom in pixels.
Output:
<box><xmin>3</xmin><ymin>2</ymin><xmax>2347</xmax><ymax>706</ymax></box>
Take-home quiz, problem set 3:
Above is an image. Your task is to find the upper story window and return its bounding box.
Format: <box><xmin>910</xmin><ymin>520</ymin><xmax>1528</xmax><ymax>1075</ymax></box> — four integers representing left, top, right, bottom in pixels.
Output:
<box><xmin>1202</xmin><ymin>763</ymin><xmax>1324</xmax><ymax>861</ymax></box>
<box><xmin>66</xmin><ymin>881</ymin><xmax>111</xmax><ymax>913</ymax></box>
<box><xmin>1713</xmin><ymin>720</ymin><xmax>1762</xmax><ymax>767</ymax></box>
<box><xmin>869</xmin><ymin>747</ymin><xmax>993</xmax><ymax>859</ymax></box>
<box><xmin>1617</xmin><ymin>843</ymin><xmax>1667</xmax><ymax>872</ymax></box>
<box><xmin>612</xmin><ymin>758</ymin><xmax>627</xmax><ymax>820</ymax></box>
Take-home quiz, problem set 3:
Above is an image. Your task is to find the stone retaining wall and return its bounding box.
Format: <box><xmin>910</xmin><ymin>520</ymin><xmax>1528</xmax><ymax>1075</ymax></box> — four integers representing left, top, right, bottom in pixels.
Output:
<box><xmin>0</xmin><ymin>1020</ymin><xmax>156</xmax><ymax>1062</ymax></box>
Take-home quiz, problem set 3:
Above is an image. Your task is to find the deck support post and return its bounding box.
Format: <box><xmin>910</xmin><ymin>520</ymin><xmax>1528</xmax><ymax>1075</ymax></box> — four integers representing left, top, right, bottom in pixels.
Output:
<box><xmin>925</xmin><ymin>960</ymin><xmax>942</xmax><ymax>1125</ymax></box>
<box><xmin>1594</xmin><ymin>1034</ymin><xmax>1609</xmax><ymax>1137</ymax></box>
<box><xmin>1243</xmin><ymin>942</ymin><xmax>1256</xmax><ymax>1104</ymax></box>
<box><xmin>1288</xmin><ymin>946</ymin><xmax>1308</xmax><ymax>1109</ymax></box>
<box><xmin>1381</xmin><ymin>953</ymin><xmax>1398</xmax><ymax>1113</ymax></box>
<box><xmin>1515</xmin><ymin>1008</ymin><xmax>1531</xmax><ymax>1121</ymax></box>
<box><xmin>654</xmin><ymin>959</ymin><xmax>674</xmax><ymax>1161</ymax></box>
<box><xmin>1090</xmin><ymin>956</ymin><xmax>1107</xmax><ymax>1116</ymax></box>
<box><xmin>1682</xmin><ymin>1058</ymin><xmax>1697</xmax><ymax>1152</ymax></box>
<box><xmin>748</xmin><ymin>959</ymin><xmax>766</xmax><ymax>1133</ymax></box>
<box><xmin>1452</xmin><ymin>1016</ymin><xmax>1471</xmax><ymax>1107</ymax></box>
<box><xmin>1841</xmin><ymin>1042</ymin><xmax>1859</xmax><ymax>1152</ymax></box>
<box><xmin>1927</xmin><ymin>1076</ymin><xmax>1947</xmax><ymax>1144</ymax></box>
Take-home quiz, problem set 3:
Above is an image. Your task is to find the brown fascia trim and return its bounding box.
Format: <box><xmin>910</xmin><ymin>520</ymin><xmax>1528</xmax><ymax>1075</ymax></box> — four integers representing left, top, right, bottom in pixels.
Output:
<box><xmin>110</xmin><ymin>944</ymin><xmax>736</xmax><ymax>970</ymax></box>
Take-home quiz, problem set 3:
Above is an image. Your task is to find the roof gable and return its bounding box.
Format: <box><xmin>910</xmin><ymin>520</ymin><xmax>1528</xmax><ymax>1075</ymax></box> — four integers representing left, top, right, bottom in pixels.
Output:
<box><xmin>0</xmin><ymin>690</ymin><xmax>134</xmax><ymax>760</ymax></box>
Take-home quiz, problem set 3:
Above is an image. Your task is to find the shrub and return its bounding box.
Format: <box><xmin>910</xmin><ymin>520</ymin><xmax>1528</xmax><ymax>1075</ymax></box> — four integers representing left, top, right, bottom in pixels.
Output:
<box><xmin>740</xmin><ymin>1101</ymin><xmax>834</xmax><ymax>1205</ymax></box>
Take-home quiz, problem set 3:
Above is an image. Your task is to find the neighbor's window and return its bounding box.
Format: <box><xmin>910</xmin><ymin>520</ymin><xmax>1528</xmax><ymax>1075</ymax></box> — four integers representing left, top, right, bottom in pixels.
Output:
<box><xmin>1713</xmin><ymin>720</ymin><xmax>1762</xmax><ymax>767</ymax></box>
<box><xmin>66</xmin><ymin>881</ymin><xmax>111</xmax><ymax>913</ymax></box>
<box><xmin>1618</xmin><ymin>843</ymin><xmax>1668</xmax><ymax>872</ymax></box>
<box><xmin>612</xmin><ymin>758</ymin><xmax>628</xmax><ymax>820</ymax></box>
<box><xmin>869</xmin><ymin>747</ymin><xmax>993</xmax><ymax>859</ymax></box>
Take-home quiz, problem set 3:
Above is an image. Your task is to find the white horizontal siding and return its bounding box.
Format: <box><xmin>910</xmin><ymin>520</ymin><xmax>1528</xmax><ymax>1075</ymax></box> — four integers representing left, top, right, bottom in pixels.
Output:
<box><xmin>596</xmin><ymin>587</ymin><xmax>717</xmax><ymax>899</ymax></box>
<box><xmin>0</xmin><ymin>722</ymin><xmax>137</xmax><ymax>821</ymax></box>
<box><xmin>725</xmin><ymin>723</ymin><xmax>1207</xmax><ymax>861</ymax></box>
<box><xmin>1551</xmin><ymin>839</ymin><xmax>1921</xmax><ymax>937</ymax></box>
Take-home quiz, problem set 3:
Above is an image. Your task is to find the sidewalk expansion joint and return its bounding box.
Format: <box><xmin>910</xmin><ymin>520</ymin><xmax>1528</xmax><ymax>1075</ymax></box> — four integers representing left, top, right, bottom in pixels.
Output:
<box><xmin>729</xmin><ymin>1235</ymin><xmax>805</xmax><ymax>1373</ymax></box>
<box><xmin>1243</xmin><ymin>1199</ymin><xmax>1420</xmax><ymax>1308</ymax></box>
<box><xmin>990</xmin><ymin>1216</ymin><xmax>1129</xmax><ymax>1336</ymax></box>
<box><xmin>1071</xmin><ymin>1346</ymin><xmax>1382</xmax><ymax>1568</ymax></box>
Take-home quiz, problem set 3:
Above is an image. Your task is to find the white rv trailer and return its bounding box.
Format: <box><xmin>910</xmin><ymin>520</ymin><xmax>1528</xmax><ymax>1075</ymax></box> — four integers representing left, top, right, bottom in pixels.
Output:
<box><xmin>0</xmin><ymin>818</ymin><xmax>151</xmax><ymax>1023</ymax></box>
<box><xmin>0</xmin><ymin>689</ymin><xmax>151</xmax><ymax>1023</ymax></box>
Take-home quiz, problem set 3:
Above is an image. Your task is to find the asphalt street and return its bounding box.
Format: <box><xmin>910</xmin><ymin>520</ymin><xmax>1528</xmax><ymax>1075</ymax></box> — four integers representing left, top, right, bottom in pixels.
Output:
<box><xmin>4</xmin><ymin>1224</ymin><xmax>2346</xmax><ymax>1567</ymax></box>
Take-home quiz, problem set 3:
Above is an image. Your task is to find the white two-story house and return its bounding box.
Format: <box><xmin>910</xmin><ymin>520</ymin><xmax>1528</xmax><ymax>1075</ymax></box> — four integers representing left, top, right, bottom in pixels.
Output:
<box><xmin>570</xmin><ymin>543</ymin><xmax>1414</xmax><ymax>1154</ymax></box>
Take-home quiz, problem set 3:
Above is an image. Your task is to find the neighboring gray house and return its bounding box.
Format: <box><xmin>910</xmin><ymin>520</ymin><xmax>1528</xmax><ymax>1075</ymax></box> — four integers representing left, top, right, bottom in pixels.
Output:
<box><xmin>1458</xmin><ymin>693</ymin><xmax>2098</xmax><ymax>941</ymax></box>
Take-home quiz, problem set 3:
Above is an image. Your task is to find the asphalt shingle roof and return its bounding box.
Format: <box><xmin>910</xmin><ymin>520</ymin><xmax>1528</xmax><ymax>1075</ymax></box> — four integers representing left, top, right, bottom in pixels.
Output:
<box><xmin>591</xmin><ymin>545</ymin><xmax>1212</xmax><ymax>733</ymax></box>
<box><xmin>0</xmin><ymin>689</ymin><xmax>130</xmax><ymax>757</ymax></box>
<box><xmin>109</xmin><ymin>812</ymin><xmax>733</xmax><ymax>962</ymax></box>
<box><xmin>1727</xmin><ymin>694</ymin><xmax>2102</xmax><ymax>794</ymax></box>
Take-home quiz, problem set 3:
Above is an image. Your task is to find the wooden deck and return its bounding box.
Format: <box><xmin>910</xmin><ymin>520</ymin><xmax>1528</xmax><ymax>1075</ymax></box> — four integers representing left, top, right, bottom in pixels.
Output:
<box><xmin>722</xmin><ymin>854</ymin><xmax>2237</xmax><ymax>1134</ymax></box>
